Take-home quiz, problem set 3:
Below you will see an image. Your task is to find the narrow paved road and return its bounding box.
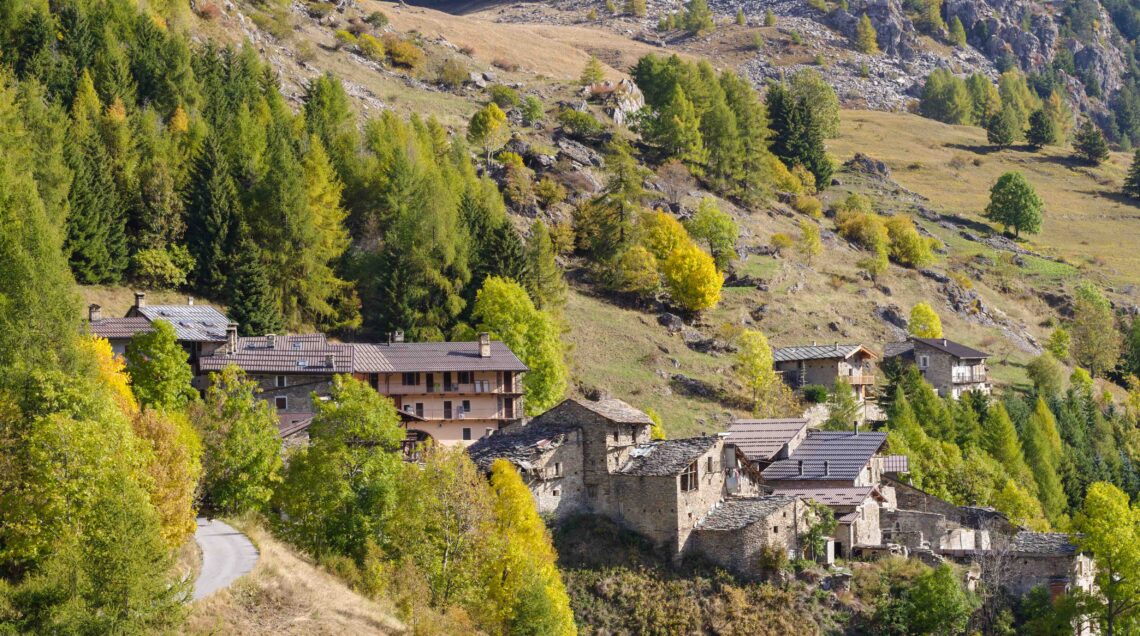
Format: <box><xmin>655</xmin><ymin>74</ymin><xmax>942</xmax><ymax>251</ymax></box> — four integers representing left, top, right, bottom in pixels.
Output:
<box><xmin>192</xmin><ymin>517</ymin><xmax>259</xmax><ymax>601</ymax></box>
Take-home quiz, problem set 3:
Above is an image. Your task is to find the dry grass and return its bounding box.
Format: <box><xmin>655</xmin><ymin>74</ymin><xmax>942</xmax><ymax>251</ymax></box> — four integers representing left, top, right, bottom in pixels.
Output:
<box><xmin>183</xmin><ymin>521</ymin><xmax>405</xmax><ymax>635</ymax></box>
<box><xmin>78</xmin><ymin>285</ymin><xmax>208</xmax><ymax>318</ymax></box>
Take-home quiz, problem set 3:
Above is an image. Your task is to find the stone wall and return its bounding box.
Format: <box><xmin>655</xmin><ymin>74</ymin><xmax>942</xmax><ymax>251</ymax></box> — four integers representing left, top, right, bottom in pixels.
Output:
<box><xmin>524</xmin><ymin>429</ymin><xmax>587</xmax><ymax>521</ymax></box>
<box><xmin>247</xmin><ymin>373</ymin><xmax>333</xmax><ymax>414</ymax></box>
<box><xmin>881</xmin><ymin>509</ymin><xmax>951</xmax><ymax>550</ymax></box>
<box><xmin>1003</xmin><ymin>554</ymin><xmax>1095</xmax><ymax>597</ymax></box>
<box><xmin>690</xmin><ymin>499</ymin><xmax>805</xmax><ymax>578</ymax></box>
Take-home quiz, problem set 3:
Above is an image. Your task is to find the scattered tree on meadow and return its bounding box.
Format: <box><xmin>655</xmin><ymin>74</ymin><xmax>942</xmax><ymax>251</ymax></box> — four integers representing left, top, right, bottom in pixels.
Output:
<box><xmin>1027</xmin><ymin>108</ymin><xmax>1057</xmax><ymax>148</ymax></box>
<box><xmin>684</xmin><ymin>198</ymin><xmax>740</xmax><ymax>270</ymax></box>
<box><xmin>797</xmin><ymin>219</ymin><xmax>822</xmax><ymax>263</ymax></box>
<box><xmin>985</xmin><ymin>171</ymin><xmax>1043</xmax><ymax>237</ymax></box>
<box><xmin>468</xmin><ymin>102</ymin><xmax>510</xmax><ymax>162</ymax></box>
<box><xmin>884</xmin><ymin>215</ymin><xmax>935</xmax><ymax>267</ymax></box>
<box><xmin>986</xmin><ymin>105</ymin><xmax>1019</xmax><ymax>148</ymax></box>
<box><xmin>1124</xmin><ymin>149</ymin><xmax>1140</xmax><ymax>199</ymax></box>
<box><xmin>1074</xmin><ymin>119</ymin><xmax>1110</xmax><ymax>165</ymax></box>
<box><xmin>908</xmin><ymin>302</ymin><xmax>943</xmax><ymax>338</ymax></box>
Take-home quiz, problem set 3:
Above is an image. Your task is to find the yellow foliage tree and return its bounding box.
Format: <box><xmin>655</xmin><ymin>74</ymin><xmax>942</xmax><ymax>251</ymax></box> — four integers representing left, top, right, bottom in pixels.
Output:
<box><xmin>735</xmin><ymin>329</ymin><xmax>789</xmax><ymax>416</ymax></box>
<box><xmin>663</xmin><ymin>242</ymin><xmax>722</xmax><ymax>312</ymax></box>
<box><xmin>797</xmin><ymin>219</ymin><xmax>822</xmax><ymax>263</ymax></box>
<box><xmin>639</xmin><ymin>210</ymin><xmax>690</xmax><ymax>261</ymax></box>
<box><xmin>132</xmin><ymin>408</ymin><xmax>203</xmax><ymax>547</ymax></box>
<box><xmin>908</xmin><ymin>302</ymin><xmax>943</xmax><ymax>338</ymax></box>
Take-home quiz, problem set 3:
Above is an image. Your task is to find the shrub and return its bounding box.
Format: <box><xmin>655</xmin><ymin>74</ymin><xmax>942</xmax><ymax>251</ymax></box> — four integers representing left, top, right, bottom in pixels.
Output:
<box><xmin>837</xmin><ymin>211</ymin><xmax>888</xmax><ymax>252</ymax></box>
<box><xmin>197</xmin><ymin>1</ymin><xmax>221</xmax><ymax>20</ymax></box>
<box><xmin>549</xmin><ymin>220</ymin><xmax>575</xmax><ymax>255</ymax></box>
<box><xmin>306</xmin><ymin>2</ymin><xmax>333</xmax><ymax>18</ymax></box>
<box><xmin>536</xmin><ymin>177</ymin><xmax>568</xmax><ymax>207</ymax></box>
<box><xmin>496</xmin><ymin>151</ymin><xmax>525</xmax><ymax>169</ymax></box>
<box><xmin>493</xmin><ymin>58</ymin><xmax>520</xmax><ymax>72</ymax></box>
<box><xmin>802</xmin><ymin>384</ymin><xmax>828</xmax><ymax>403</ymax></box>
<box><xmin>365</xmin><ymin>10</ymin><xmax>389</xmax><ymax>27</ymax></box>
<box><xmin>558</xmin><ymin>108</ymin><xmax>605</xmax><ymax>139</ymax></box>
<box><xmin>334</xmin><ymin>29</ymin><xmax>357</xmax><ymax>50</ymax></box>
<box><xmin>522</xmin><ymin>95</ymin><xmax>545</xmax><ymax>124</ymax></box>
<box><xmin>793</xmin><ymin>195</ymin><xmax>822</xmax><ymax>218</ymax></box>
<box><xmin>132</xmin><ymin>247</ymin><xmax>190</xmax><ymax>289</ymax></box>
<box><xmin>770</xmin><ymin>232</ymin><xmax>794</xmax><ymax>254</ymax></box>
<box><xmin>296</xmin><ymin>40</ymin><xmax>316</xmax><ymax>63</ymax></box>
<box><xmin>357</xmin><ymin>33</ymin><xmax>385</xmax><ymax>62</ymax></box>
<box><xmin>790</xmin><ymin>164</ymin><xmax>816</xmax><ymax>193</ymax></box>
<box><xmin>886</xmin><ymin>215</ymin><xmax>935</xmax><ymax>267</ymax></box>
<box><xmin>439</xmin><ymin>58</ymin><xmax>468</xmax><ymax>88</ymax></box>
<box><xmin>382</xmin><ymin>34</ymin><xmax>425</xmax><ymax>68</ymax></box>
<box><xmin>790</xmin><ymin>30</ymin><xmax>803</xmax><ymax>45</ymax></box>
<box><xmin>488</xmin><ymin>84</ymin><xmax>520</xmax><ymax>108</ymax></box>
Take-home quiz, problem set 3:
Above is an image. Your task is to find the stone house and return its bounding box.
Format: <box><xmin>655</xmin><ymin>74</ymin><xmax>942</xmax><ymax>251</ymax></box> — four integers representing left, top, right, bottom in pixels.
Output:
<box><xmin>884</xmin><ymin>337</ymin><xmax>991</xmax><ymax>399</ymax></box>
<box><xmin>468</xmin><ymin>397</ymin><xmax>812</xmax><ymax>572</ymax></box>
<box><xmin>351</xmin><ymin>332</ymin><xmax>527</xmax><ymax>446</ymax></box>
<box><xmin>88</xmin><ymin>292</ymin><xmax>229</xmax><ymax>372</ymax></box>
<box><xmin>724</xmin><ymin>418</ymin><xmax>810</xmax><ymax>473</ymax></box>
<box><xmin>769</xmin><ymin>485</ymin><xmax>885</xmax><ymax>557</ymax></box>
<box><xmin>1002</xmin><ymin>532</ymin><xmax>1096</xmax><ymax>600</ymax></box>
<box><xmin>772</xmin><ymin>343</ymin><xmax>878</xmax><ymax>400</ymax></box>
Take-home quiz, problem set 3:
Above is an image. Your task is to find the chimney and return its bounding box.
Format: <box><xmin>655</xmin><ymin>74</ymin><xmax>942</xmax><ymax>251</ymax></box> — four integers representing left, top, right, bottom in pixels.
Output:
<box><xmin>266</xmin><ymin>334</ymin><xmax>276</xmax><ymax>349</ymax></box>
<box><xmin>823</xmin><ymin>460</ymin><xmax>830</xmax><ymax>476</ymax></box>
<box><xmin>134</xmin><ymin>291</ymin><xmax>146</xmax><ymax>308</ymax></box>
<box><xmin>834</xmin><ymin>342</ymin><xmax>839</xmax><ymax>351</ymax></box>
<box><xmin>853</xmin><ymin>420</ymin><xmax>860</xmax><ymax>435</ymax></box>
<box><xmin>392</xmin><ymin>330</ymin><xmax>405</xmax><ymax>343</ymax></box>
<box><xmin>187</xmin><ymin>296</ymin><xmax>195</xmax><ymax>306</ymax></box>
<box><xmin>226</xmin><ymin>323</ymin><xmax>238</xmax><ymax>355</ymax></box>
<box><xmin>797</xmin><ymin>460</ymin><xmax>804</xmax><ymax>476</ymax></box>
<box><xmin>942</xmin><ymin>338</ymin><xmax>948</xmax><ymax>346</ymax></box>
<box><xmin>88</xmin><ymin>304</ymin><xmax>102</xmax><ymax>322</ymax></box>
<box><xmin>326</xmin><ymin>353</ymin><xmax>335</xmax><ymax>369</ymax></box>
<box><xmin>479</xmin><ymin>332</ymin><xmax>491</xmax><ymax>358</ymax></box>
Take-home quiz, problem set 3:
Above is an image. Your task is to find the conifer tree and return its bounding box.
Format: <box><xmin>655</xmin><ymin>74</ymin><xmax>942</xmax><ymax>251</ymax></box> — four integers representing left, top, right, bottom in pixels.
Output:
<box><xmin>227</xmin><ymin>237</ymin><xmax>284</xmax><ymax>337</ymax></box>
<box><xmin>1123</xmin><ymin>149</ymin><xmax>1140</xmax><ymax>199</ymax></box>
<box><xmin>986</xmin><ymin>105</ymin><xmax>1019</xmax><ymax>148</ymax></box>
<box><xmin>1022</xmin><ymin>398</ymin><xmax>1068</xmax><ymax>526</ymax></box>
<box><xmin>855</xmin><ymin>13</ymin><xmax>879</xmax><ymax>54</ymax></box>
<box><xmin>580</xmin><ymin>55</ymin><xmax>605</xmax><ymax>86</ymax></box>
<box><xmin>655</xmin><ymin>84</ymin><xmax>706</xmax><ymax>168</ymax></box>
<box><xmin>66</xmin><ymin>133</ymin><xmax>129</xmax><ymax>284</ymax></box>
<box><xmin>981</xmin><ymin>403</ymin><xmax>1035</xmax><ymax>489</ymax></box>
<box><xmin>684</xmin><ymin>0</ymin><xmax>715</xmax><ymax>34</ymax></box>
<box><xmin>700</xmin><ymin>93</ymin><xmax>743</xmax><ymax>190</ymax></box>
<box><xmin>185</xmin><ymin>136</ymin><xmax>242</xmax><ymax>293</ymax></box>
<box><xmin>1026</xmin><ymin>108</ymin><xmax>1056</xmax><ymax>149</ymax></box>
<box><xmin>737</xmin><ymin>7</ymin><xmax>746</xmax><ymax>25</ymax></box>
<box><xmin>524</xmin><ymin>220</ymin><xmax>567</xmax><ymax>311</ymax></box>
<box><xmin>1074</xmin><ymin>119</ymin><xmax>1110</xmax><ymax>165</ymax></box>
<box><xmin>948</xmin><ymin>15</ymin><xmax>967</xmax><ymax>46</ymax></box>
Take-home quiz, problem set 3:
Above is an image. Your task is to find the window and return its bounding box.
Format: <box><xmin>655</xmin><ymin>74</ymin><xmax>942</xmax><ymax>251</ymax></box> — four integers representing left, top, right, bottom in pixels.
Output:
<box><xmin>461</xmin><ymin>400</ymin><xmax>471</xmax><ymax>414</ymax></box>
<box><xmin>274</xmin><ymin>396</ymin><xmax>287</xmax><ymax>410</ymax></box>
<box><xmin>680</xmin><ymin>461</ymin><xmax>698</xmax><ymax>492</ymax></box>
<box><xmin>552</xmin><ymin>489</ymin><xmax>560</xmax><ymax>497</ymax></box>
<box><xmin>613</xmin><ymin>430</ymin><xmax>619</xmax><ymax>442</ymax></box>
<box><xmin>415</xmin><ymin>403</ymin><xmax>424</xmax><ymax>418</ymax></box>
<box><xmin>706</xmin><ymin>456</ymin><xmax>713</xmax><ymax>473</ymax></box>
<box><xmin>773</xmin><ymin>526</ymin><xmax>779</xmax><ymax>534</ymax></box>
<box><xmin>458</xmin><ymin>371</ymin><xmax>473</xmax><ymax>384</ymax></box>
<box><xmin>918</xmin><ymin>355</ymin><xmax>929</xmax><ymax>369</ymax></box>
<box><xmin>275</xmin><ymin>375</ymin><xmax>287</xmax><ymax>388</ymax></box>
<box><xmin>462</xmin><ymin>427</ymin><xmax>472</xmax><ymax>441</ymax></box>
<box><xmin>485</xmin><ymin>428</ymin><xmax>494</xmax><ymax>438</ymax></box>
<box><xmin>426</xmin><ymin>373</ymin><xmax>436</xmax><ymax>393</ymax></box>
<box><xmin>402</xmin><ymin>372</ymin><xmax>419</xmax><ymax>387</ymax></box>
<box><xmin>554</xmin><ymin>462</ymin><xmax>562</xmax><ymax>476</ymax></box>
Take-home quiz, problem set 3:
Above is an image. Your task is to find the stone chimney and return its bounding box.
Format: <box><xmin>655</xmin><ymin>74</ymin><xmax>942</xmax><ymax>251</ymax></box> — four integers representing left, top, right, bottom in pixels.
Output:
<box><xmin>88</xmin><ymin>304</ymin><xmax>102</xmax><ymax>322</ymax></box>
<box><xmin>326</xmin><ymin>353</ymin><xmax>335</xmax><ymax>369</ymax></box>
<box><xmin>479</xmin><ymin>332</ymin><xmax>491</xmax><ymax>358</ymax></box>
<box><xmin>226</xmin><ymin>323</ymin><xmax>238</xmax><ymax>355</ymax></box>
<box><xmin>942</xmin><ymin>338</ymin><xmax>948</xmax><ymax>346</ymax></box>
<box><xmin>187</xmin><ymin>296</ymin><xmax>195</xmax><ymax>306</ymax></box>
<box><xmin>853</xmin><ymin>420</ymin><xmax>859</xmax><ymax>435</ymax></box>
<box><xmin>823</xmin><ymin>460</ymin><xmax>830</xmax><ymax>476</ymax></box>
<box><xmin>392</xmin><ymin>330</ymin><xmax>405</xmax><ymax>343</ymax></box>
<box><xmin>266</xmin><ymin>334</ymin><xmax>276</xmax><ymax>349</ymax></box>
<box><xmin>797</xmin><ymin>460</ymin><xmax>804</xmax><ymax>476</ymax></box>
<box><xmin>134</xmin><ymin>291</ymin><xmax>146</xmax><ymax>308</ymax></box>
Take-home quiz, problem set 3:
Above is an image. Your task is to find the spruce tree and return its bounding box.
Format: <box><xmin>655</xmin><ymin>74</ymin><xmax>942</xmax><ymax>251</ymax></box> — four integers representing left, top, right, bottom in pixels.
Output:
<box><xmin>227</xmin><ymin>238</ymin><xmax>284</xmax><ymax>337</ymax></box>
<box><xmin>185</xmin><ymin>136</ymin><xmax>242</xmax><ymax>293</ymax></box>
<box><xmin>1123</xmin><ymin>149</ymin><xmax>1140</xmax><ymax>199</ymax></box>
<box><xmin>66</xmin><ymin>133</ymin><xmax>128</xmax><ymax>284</ymax></box>
<box><xmin>1026</xmin><ymin>108</ymin><xmax>1056</xmax><ymax>149</ymax></box>
<box><xmin>1073</xmin><ymin>119</ymin><xmax>1109</xmax><ymax>165</ymax></box>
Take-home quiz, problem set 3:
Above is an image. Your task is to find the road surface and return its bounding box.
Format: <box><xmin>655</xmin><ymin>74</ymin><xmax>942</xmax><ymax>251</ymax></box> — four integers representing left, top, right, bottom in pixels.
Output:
<box><xmin>192</xmin><ymin>517</ymin><xmax>259</xmax><ymax>601</ymax></box>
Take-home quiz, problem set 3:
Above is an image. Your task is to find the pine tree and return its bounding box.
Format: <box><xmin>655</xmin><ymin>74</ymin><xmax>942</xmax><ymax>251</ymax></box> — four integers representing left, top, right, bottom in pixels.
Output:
<box><xmin>66</xmin><ymin>133</ymin><xmax>129</xmax><ymax>284</ymax></box>
<box><xmin>1123</xmin><ymin>149</ymin><xmax>1140</xmax><ymax>199</ymax></box>
<box><xmin>855</xmin><ymin>13</ymin><xmax>879</xmax><ymax>54</ymax></box>
<box><xmin>948</xmin><ymin>15</ymin><xmax>967</xmax><ymax>46</ymax></box>
<box><xmin>1074</xmin><ymin>119</ymin><xmax>1110</xmax><ymax>165</ymax></box>
<box><xmin>227</xmin><ymin>238</ymin><xmax>284</xmax><ymax>337</ymax></box>
<box><xmin>1026</xmin><ymin>108</ymin><xmax>1056</xmax><ymax>149</ymax></box>
<box><xmin>185</xmin><ymin>136</ymin><xmax>242</xmax><ymax>292</ymax></box>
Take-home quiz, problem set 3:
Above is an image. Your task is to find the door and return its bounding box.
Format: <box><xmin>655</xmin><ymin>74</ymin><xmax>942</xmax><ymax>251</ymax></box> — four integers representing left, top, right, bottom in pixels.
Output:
<box><xmin>443</xmin><ymin>401</ymin><xmax>453</xmax><ymax>419</ymax></box>
<box><xmin>426</xmin><ymin>373</ymin><xmax>435</xmax><ymax>393</ymax></box>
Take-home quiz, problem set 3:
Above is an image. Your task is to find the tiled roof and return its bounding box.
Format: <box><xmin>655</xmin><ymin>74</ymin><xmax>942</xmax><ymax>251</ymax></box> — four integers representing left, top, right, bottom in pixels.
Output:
<box><xmin>467</xmin><ymin>422</ymin><xmax>575</xmax><ymax>471</ymax></box>
<box><xmin>883</xmin><ymin>341</ymin><xmax>914</xmax><ymax>358</ymax></box>
<box><xmin>909</xmin><ymin>337</ymin><xmax>989</xmax><ymax>360</ymax></box>
<box><xmin>199</xmin><ymin>334</ymin><xmax>353</xmax><ymax>374</ymax></box>
<box><xmin>771</xmin><ymin>485</ymin><xmax>877</xmax><ymax>508</ymax></box>
<box><xmin>726</xmin><ymin>419</ymin><xmax>809</xmax><ymax>462</ymax></box>
<box><xmin>133</xmin><ymin>305</ymin><xmax>229</xmax><ymax>342</ymax></box>
<box><xmin>573</xmin><ymin>398</ymin><xmax>655</xmax><ymax>425</ymax></box>
<box><xmin>1011</xmin><ymin>532</ymin><xmax>1078</xmax><ymax>556</ymax></box>
<box><xmin>761</xmin><ymin>431</ymin><xmax>888</xmax><ymax>481</ymax></box>
<box><xmin>90</xmin><ymin>317</ymin><xmax>154</xmax><ymax>340</ymax></box>
<box><xmin>350</xmin><ymin>340</ymin><xmax>527</xmax><ymax>373</ymax></box>
<box><xmin>772</xmin><ymin>344</ymin><xmax>876</xmax><ymax>363</ymax></box>
<box><xmin>278</xmin><ymin>413</ymin><xmax>314</xmax><ymax>438</ymax></box>
<box><xmin>618</xmin><ymin>436</ymin><xmax>720</xmax><ymax>476</ymax></box>
<box><xmin>880</xmin><ymin>455</ymin><xmax>910</xmax><ymax>474</ymax></box>
<box><xmin>696</xmin><ymin>495</ymin><xmax>799</xmax><ymax>531</ymax></box>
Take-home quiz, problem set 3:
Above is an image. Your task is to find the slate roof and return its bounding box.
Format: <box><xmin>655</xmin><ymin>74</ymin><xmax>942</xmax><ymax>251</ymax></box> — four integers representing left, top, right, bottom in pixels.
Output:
<box><xmin>350</xmin><ymin>341</ymin><xmax>527</xmax><ymax>373</ymax></box>
<box><xmin>466</xmin><ymin>422</ymin><xmax>574</xmax><ymax>471</ymax></box>
<box><xmin>132</xmin><ymin>305</ymin><xmax>229</xmax><ymax>342</ymax></box>
<box><xmin>90</xmin><ymin>317</ymin><xmax>154</xmax><ymax>340</ymax></box>
<box><xmin>772</xmin><ymin>344</ymin><xmax>876</xmax><ymax>363</ymax></box>
<box><xmin>696</xmin><ymin>495</ymin><xmax>799</xmax><ymax>531</ymax></box>
<box><xmin>278</xmin><ymin>413</ymin><xmax>314</xmax><ymax>438</ymax></box>
<box><xmin>618</xmin><ymin>436</ymin><xmax>721</xmax><ymax>477</ymax></box>
<box><xmin>761</xmin><ymin>431</ymin><xmax>888</xmax><ymax>481</ymax></box>
<box><xmin>1011</xmin><ymin>532</ymin><xmax>1078</xmax><ymax>556</ymax></box>
<box><xmin>770</xmin><ymin>485</ymin><xmax>878</xmax><ymax>508</ymax></box>
<box><xmin>885</xmin><ymin>337</ymin><xmax>989</xmax><ymax>360</ymax></box>
<box><xmin>880</xmin><ymin>455</ymin><xmax>910</xmax><ymax>474</ymax></box>
<box><xmin>199</xmin><ymin>334</ymin><xmax>353</xmax><ymax>374</ymax></box>
<box><xmin>574</xmin><ymin>398</ymin><xmax>655</xmax><ymax>425</ymax></box>
<box><xmin>725</xmin><ymin>419</ymin><xmax>809</xmax><ymax>462</ymax></box>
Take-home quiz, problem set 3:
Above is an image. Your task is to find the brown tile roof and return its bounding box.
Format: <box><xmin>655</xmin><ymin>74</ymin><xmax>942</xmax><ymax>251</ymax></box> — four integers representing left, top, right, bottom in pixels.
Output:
<box><xmin>696</xmin><ymin>495</ymin><xmax>799</xmax><ymax>531</ymax></box>
<box><xmin>726</xmin><ymin>419</ymin><xmax>809</xmax><ymax>462</ymax></box>
<box><xmin>350</xmin><ymin>341</ymin><xmax>526</xmax><ymax>373</ymax></box>
<box><xmin>773</xmin><ymin>344</ymin><xmax>877</xmax><ymax>363</ymax></box>
<box><xmin>770</xmin><ymin>485</ymin><xmax>877</xmax><ymax>508</ymax></box>
<box><xmin>199</xmin><ymin>334</ymin><xmax>352</xmax><ymax>374</ymax></box>
<box><xmin>90</xmin><ymin>317</ymin><xmax>154</xmax><ymax>340</ymax></box>
<box><xmin>618</xmin><ymin>436</ymin><xmax>720</xmax><ymax>476</ymax></box>
<box><xmin>761</xmin><ymin>431</ymin><xmax>888</xmax><ymax>481</ymax></box>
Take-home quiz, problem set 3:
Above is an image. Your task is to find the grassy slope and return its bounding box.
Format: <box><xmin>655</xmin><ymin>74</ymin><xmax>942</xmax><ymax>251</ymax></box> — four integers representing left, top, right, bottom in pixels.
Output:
<box><xmin>183</xmin><ymin>521</ymin><xmax>405</xmax><ymax>635</ymax></box>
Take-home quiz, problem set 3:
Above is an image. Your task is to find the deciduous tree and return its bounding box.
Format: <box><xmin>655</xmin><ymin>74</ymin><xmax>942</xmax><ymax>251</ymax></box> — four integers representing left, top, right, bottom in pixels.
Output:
<box><xmin>124</xmin><ymin>319</ymin><xmax>197</xmax><ymax>410</ymax></box>
<box><xmin>1072</xmin><ymin>482</ymin><xmax>1140</xmax><ymax>636</ymax></box>
<box><xmin>985</xmin><ymin>171</ymin><xmax>1043</xmax><ymax>237</ymax></box>
<box><xmin>735</xmin><ymin>329</ymin><xmax>781</xmax><ymax>415</ymax></box>
<box><xmin>1070</xmin><ymin>282</ymin><xmax>1121</xmax><ymax>377</ymax></box>
<box><xmin>908</xmin><ymin>302</ymin><xmax>943</xmax><ymax>338</ymax></box>
<box><xmin>662</xmin><ymin>242</ymin><xmax>722</xmax><ymax>312</ymax></box>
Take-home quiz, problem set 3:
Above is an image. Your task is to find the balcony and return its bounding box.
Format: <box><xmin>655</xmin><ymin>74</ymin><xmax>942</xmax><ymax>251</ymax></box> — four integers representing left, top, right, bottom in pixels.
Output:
<box><xmin>951</xmin><ymin>369</ymin><xmax>987</xmax><ymax>384</ymax></box>
<box><xmin>390</xmin><ymin>382</ymin><xmax>522</xmax><ymax>397</ymax></box>
<box><xmin>399</xmin><ymin>403</ymin><xmax>520</xmax><ymax>421</ymax></box>
<box><xmin>846</xmin><ymin>374</ymin><xmax>876</xmax><ymax>385</ymax></box>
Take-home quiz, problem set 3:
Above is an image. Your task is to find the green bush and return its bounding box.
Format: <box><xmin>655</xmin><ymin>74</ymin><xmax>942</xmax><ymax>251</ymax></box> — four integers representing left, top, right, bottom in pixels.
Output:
<box><xmin>522</xmin><ymin>95</ymin><xmax>545</xmax><ymax>124</ymax></box>
<box><xmin>802</xmin><ymin>384</ymin><xmax>829</xmax><ymax>403</ymax></box>
<box><xmin>334</xmin><ymin>29</ymin><xmax>357</xmax><ymax>50</ymax></box>
<box><xmin>132</xmin><ymin>247</ymin><xmax>190</xmax><ymax>289</ymax></box>
<box><xmin>488</xmin><ymin>84</ymin><xmax>521</xmax><ymax>108</ymax></box>
<box><xmin>365</xmin><ymin>10</ymin><xmax>389</xmax><ymax>27</ymax></box>
<box><xmin>357</xmin><ymin>34</ymin><xmax>386</xmax><ymax>62</ymax></box>
<box><xmin>793</xmin><ymin>194</ymin><xmax>822</xmax><ymax>217</ymax></box>
<box><xmin>557</xmin><ymin>108</ymin><xmax>605</xmax><ymax>139</ymax></box>
<box><xmin>439</xmin><ymin>58</ymin><xmax>468</xmax><ymax>88</ymax></box>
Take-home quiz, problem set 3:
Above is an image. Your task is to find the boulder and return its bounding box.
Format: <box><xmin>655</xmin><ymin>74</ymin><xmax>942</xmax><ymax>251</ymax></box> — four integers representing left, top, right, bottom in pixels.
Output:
<box><xmin>658</xmin><ymin>312</ymin><xmax>685</xmax><ymax>333</ymax></box>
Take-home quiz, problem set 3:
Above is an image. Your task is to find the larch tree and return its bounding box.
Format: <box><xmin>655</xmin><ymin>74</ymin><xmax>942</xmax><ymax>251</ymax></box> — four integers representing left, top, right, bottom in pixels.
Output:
<box><xmin>1022</xmin><ymin>398</ymin><xmax>1068</xmax><ymax>526</ymax></box>
<box><xmin>735</xmin><ymin>329</ymin><xmax>781</xmax><ymax>415</ymax></box>
<box><xmin>1072</xmin><ymin>482</ymin><xmax>1140</xmax><ymax>636</ymax></box>
<box><xmin>797</xmin><ymin>219</ymin><xmax>822</xmax><ymax>263</ymax></box>
<box><xmin>663</xmin><ymin>241</ymin><xmax>722</xmax><ymax>312</ymax></box>
<box><xmin>855</xmin><ymin>13</ymin><xmax>879</xmax><ymax>54</ymax></box>
<box><xmin>524</xmin><ymin>220</ymin><xmax>567</xmax><ymax>311</ymax></box>
<box><xmin>908</xmin><ymin>302</ymin><xmax>943</xmax><ymax>338</ymax></box>
<box><xmin>684</xmin><ymin>0</ymin><xmax>715</xmax><ymax>34</ymax></box>
<box><xmin>985</xmin><ymin>171</ymin><xmax>1043</xmax><ymax>237</ymax></box>
<box><xmin>656</xmin><ymin>85</ymin><xmax>707</xmax><ymax>168</ymax></box>
<box><xmin>1070</xmin><ymin>282</ymin><xmax>1121</xmax><ymax>377</ymax></box>
<box><xmin>948</xmin><ymin>16</ymin><xmax>967</xmax><ymax>45</ymax></box>
<box><xmin>980</xmin><ymin>402</ymin><xmax>1034</xmax><ymax>488</ymax></box>
<box><xmin>467</xmin><ymin>102</ymin><xmax>510</xmax><ymax>163</ymax></box>
<box><xmin>580</xmin><ymin>55</ymin><xmax>605</xmax><ymax>86</ymax></box>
